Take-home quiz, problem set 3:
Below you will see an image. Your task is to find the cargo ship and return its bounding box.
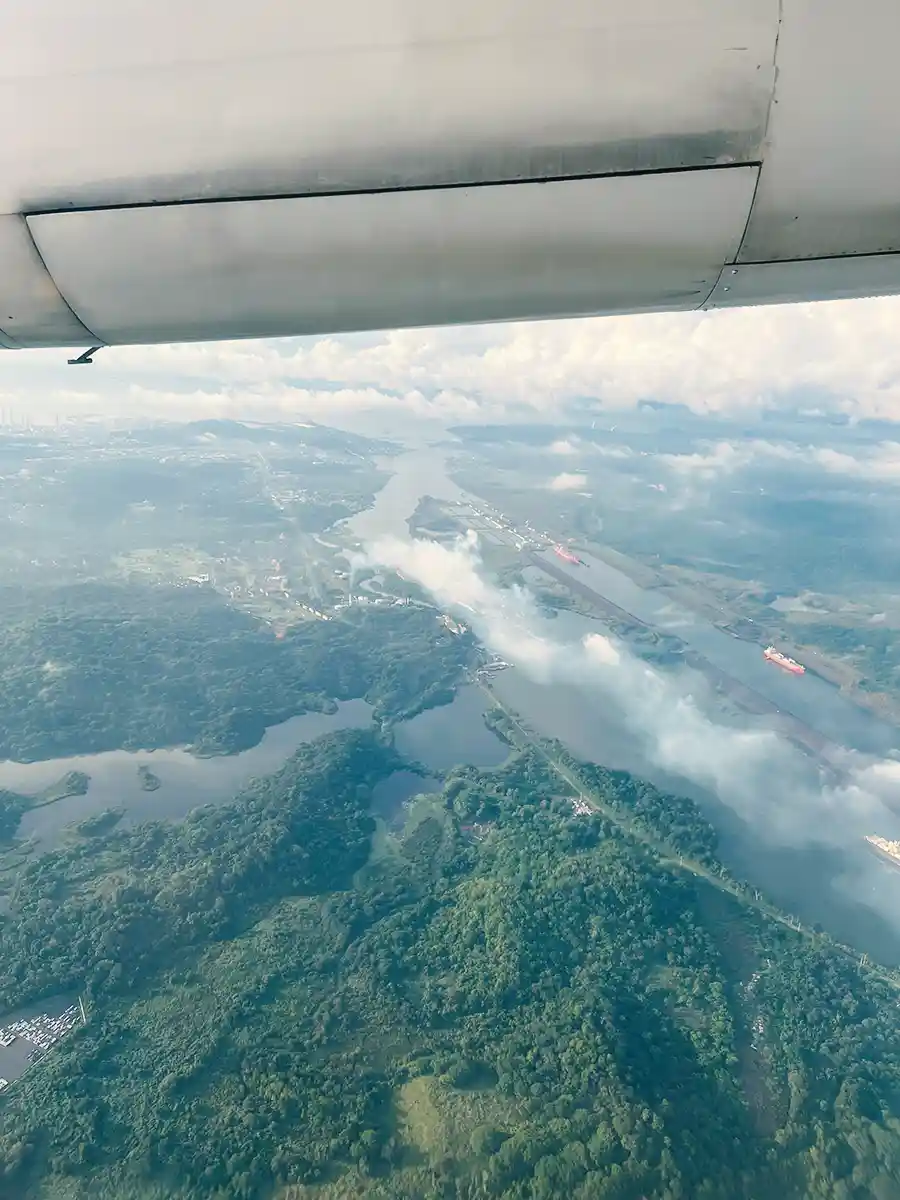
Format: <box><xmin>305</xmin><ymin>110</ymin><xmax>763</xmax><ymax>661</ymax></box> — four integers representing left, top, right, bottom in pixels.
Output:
<box><xmin>763</xmin><ymin>645</ymin><xmax>806</xmax><ymax>675</ymax></box>
<box><xmin>864</xmin><ymin>835</ymin><xmax>900</xmax><ymax>872</ymax></box>
<box><xmin>554</xmin><ymin>544</ymin><xmax>584</xmax><ymax>566</ymax></box>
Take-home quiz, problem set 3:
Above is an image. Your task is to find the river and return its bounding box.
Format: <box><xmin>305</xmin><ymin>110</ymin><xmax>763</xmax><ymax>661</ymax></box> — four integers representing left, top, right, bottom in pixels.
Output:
<box><xmin>345</xmin><ymin>438</ymin><xmax>900</xmax><ymax>965</ymax></box>
<box><xmin>6</xmin><ymin>438</ymin><xmax>900</xmax><ymax>962</ymax></box>
<box><xmin>344</xmin><ymin>445</ymin><xmax>467</xmax><ymax>544</ymax></box>
<box><xmin>534</xmin><ymin>547</ymin><xmax>900</xmax><ymax>759</ymax></box>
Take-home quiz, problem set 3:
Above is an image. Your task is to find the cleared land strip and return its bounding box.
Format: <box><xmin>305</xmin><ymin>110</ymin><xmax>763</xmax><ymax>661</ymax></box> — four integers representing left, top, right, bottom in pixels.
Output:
<box><xmin>474</xmin><ymin>677</ymin><xmax>900</xmax><ymax>996</ymax></box>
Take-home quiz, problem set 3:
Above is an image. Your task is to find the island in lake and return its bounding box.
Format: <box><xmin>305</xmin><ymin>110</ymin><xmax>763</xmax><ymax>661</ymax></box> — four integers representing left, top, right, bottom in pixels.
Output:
<box><xmin>75</xmin><ymin>808</ymin><xmax>125</xmax><ymax>837</ymax></box>
<box><xmin>137</xmin><ymin>765</ymin><xmax>161</xmax><ymax>792</ymax></box>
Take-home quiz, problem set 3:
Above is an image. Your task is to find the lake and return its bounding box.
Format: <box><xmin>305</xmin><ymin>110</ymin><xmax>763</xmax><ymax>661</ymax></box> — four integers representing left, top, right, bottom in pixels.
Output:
<box><xmin>374</xmin><ymin>686</ymin><xmax>510</xmax><ymax>825</ymax></box>
<box><xmin>1</xmin><ymin>685</ymin><xmax>511</xmax><ymax>851</ymax></box>
<box><xmin>395</xmin><ymin>684</ymin><xmax>509</xmax><ymax>773</ymax></box>
<box><xmin>4</xmin><ymin>700</ymin><xmax>374</xmax><ymax>849</ymax></box>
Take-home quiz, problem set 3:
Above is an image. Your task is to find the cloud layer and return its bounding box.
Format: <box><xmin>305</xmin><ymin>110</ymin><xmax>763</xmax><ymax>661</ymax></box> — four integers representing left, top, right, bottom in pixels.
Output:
<box><xmin>547</xmin><ymin>473</ymin><xmax>588</xmax><ymax>491</ymax></box>
<box><xmin>659</xmin><ymin>438</ymin><xmax>900</xmax><ymax>484</ymax></box>
<box><xmin>364</xmin><ymin>528</ymin><xmax>900</xmax><ymax>863</ymax></box>
<box><xmin>8</xmin><ymin>293</ymin><xmax>900</xmax><ymax>424</ymax></box>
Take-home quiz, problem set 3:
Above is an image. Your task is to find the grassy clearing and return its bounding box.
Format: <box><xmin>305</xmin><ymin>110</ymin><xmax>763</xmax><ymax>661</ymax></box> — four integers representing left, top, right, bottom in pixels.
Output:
<box><xmin>270</xmin><ymin>1073</ymin><xmax>523</xmax><ymax>1200</ymax></box>
<box><xmin>646</xmin><ymin>963</ymin><xmax>712</xmax><ymax>1033</ymax></box>
<box><xmin>696</xmin><ymin>885</ymin><xmax>786</xmax><ymax>1135</ymax></box>
<box><xmin>397</xmin><ymin>1073</ymin><xmax>519</xmax><ymax>1164</ymax></box>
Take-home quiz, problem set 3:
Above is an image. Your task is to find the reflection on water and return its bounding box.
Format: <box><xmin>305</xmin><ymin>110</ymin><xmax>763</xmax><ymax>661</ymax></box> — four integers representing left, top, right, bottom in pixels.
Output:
<box><xmin>539</xmin><ymin>548</ymin><xmax>900</xmax><ymax>758</ymax></box>
<box><xmin>395</xmin><ymin>686</ymin><xmax>509</xmax><ymax>774</ymax></box>
<box><xmin>4</xmin><ymin>700</ymin><xmax>373</xmax><ymax>849</ymax></box>
<box><xmin>343</xmin><ymin>443</ymin><xmax>900</xmax><ymax>963</ymax></box>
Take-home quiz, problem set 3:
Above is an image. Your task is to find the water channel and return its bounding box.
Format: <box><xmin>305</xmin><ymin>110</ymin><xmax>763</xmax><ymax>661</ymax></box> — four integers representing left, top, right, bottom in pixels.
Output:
<box><xmin>1</xmin><ymin>686</ymin><xmax>508</xmax><ymax>852</ymax></box>
<box><xmin>3</xmin><ymin>438</ymin><xmax>900</xmax><ymax>963</ymax></box>
<box><xmin>343</xmin><ymin>439</ymin><xmax>900</xmax><ymax>964</ymax></box>
<box><xmin>537</xmin><ymin>547</ymin><xmax>900</xmax><ymax>759</ymax></box>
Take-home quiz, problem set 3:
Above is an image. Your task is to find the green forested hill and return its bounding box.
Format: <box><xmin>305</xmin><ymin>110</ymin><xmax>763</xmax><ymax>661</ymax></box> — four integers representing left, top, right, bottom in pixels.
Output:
<box><xmin>0</xmin><ymin>586</ymin><xmax>473</xmax><ymax>761</ymax></box>
<box><xmin>0</xmin><ymin>734</ymin><xmax>899</xmax><ymax>1199</ymax></box>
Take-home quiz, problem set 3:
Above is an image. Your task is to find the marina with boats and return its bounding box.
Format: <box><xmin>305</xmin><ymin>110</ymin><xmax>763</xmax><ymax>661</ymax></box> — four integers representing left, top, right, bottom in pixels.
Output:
<box><xmin>0</xmin><ymin>998</ymin><xmax>86</xmax><ymax>1093</ymax></box>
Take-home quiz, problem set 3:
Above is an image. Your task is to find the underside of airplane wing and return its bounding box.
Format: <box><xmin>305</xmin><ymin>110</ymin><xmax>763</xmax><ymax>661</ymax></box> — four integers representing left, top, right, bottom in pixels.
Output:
<box><xmin>2</xmin><ymin>0</ymin><xmax>900</xmax><ymax>350</ymax></box>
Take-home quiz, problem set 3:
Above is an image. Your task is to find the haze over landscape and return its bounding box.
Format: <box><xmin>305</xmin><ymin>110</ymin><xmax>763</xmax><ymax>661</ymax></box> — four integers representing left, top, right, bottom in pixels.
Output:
<box><xmin>3</xmin><ymin>297</ymin><xmax>900</xmax><ymax>1198</ymax></box>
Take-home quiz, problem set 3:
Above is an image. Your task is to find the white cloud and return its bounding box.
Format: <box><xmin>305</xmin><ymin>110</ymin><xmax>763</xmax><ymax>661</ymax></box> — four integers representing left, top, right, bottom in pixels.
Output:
<box><xmin>659</xmin><ymin>437</ymin><xmax>900</xmax><ymax>484</ymax></box>
<box><xmin>362</xmin><ymin>528</ymin><xmax>900</xmax><ymax>873</ymax></box>
<box><xmin>547</xmin><ymin>472</ymin><xmax>588</xmax><ymax>491</ymax></box>
<box><xmin>363</xmin><ymin>530</ymin><xmax>559</xmax><ymax>674</ymax></box>
<box><xmin>813</xmin><ymin>443</ymin><xmax>900</xmax><ymax>482</ymax></box>
<box><xmin>549</xmin><ymin>438</ymin><xmax>579</xmax><ymax>455</ymax></box>
<box><xmin>7</xmin><ymin>293</ymin><xmax>900</xmax><ymax>424</ymax></box>
<box><xmin>659</xmin><ymin>441</ymin><xmax>753</xmax><ymax>479</ymax></box>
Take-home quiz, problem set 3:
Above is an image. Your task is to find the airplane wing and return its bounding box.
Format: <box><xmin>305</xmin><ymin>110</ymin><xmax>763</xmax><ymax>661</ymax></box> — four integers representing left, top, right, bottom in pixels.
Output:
<box><xmin>2</xmin><ymin>0</ymin><xmax>900</xmax><ymax>350</ymax></box>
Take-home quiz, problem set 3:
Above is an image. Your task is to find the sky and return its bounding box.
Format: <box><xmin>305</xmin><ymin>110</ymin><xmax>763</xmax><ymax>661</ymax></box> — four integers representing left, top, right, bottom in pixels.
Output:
<box><xmin>5</xmin><ymin>294</ymin><xmax>900</xmax><ymax>425</ymax></box>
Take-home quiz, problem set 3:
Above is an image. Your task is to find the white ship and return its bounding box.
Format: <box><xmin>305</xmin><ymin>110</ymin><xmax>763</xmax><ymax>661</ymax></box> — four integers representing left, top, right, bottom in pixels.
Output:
<box><xmin>865</xmin><ymin>835</ymin><xmax>900</xmax><ymax>871</ymax></box>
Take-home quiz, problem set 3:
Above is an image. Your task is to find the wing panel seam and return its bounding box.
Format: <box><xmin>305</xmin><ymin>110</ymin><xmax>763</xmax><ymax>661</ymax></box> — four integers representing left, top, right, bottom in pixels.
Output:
<box><xmin>24</xmin><ymin>160</ymin><xmax>761</xmax><ymax>218</ymax></box>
